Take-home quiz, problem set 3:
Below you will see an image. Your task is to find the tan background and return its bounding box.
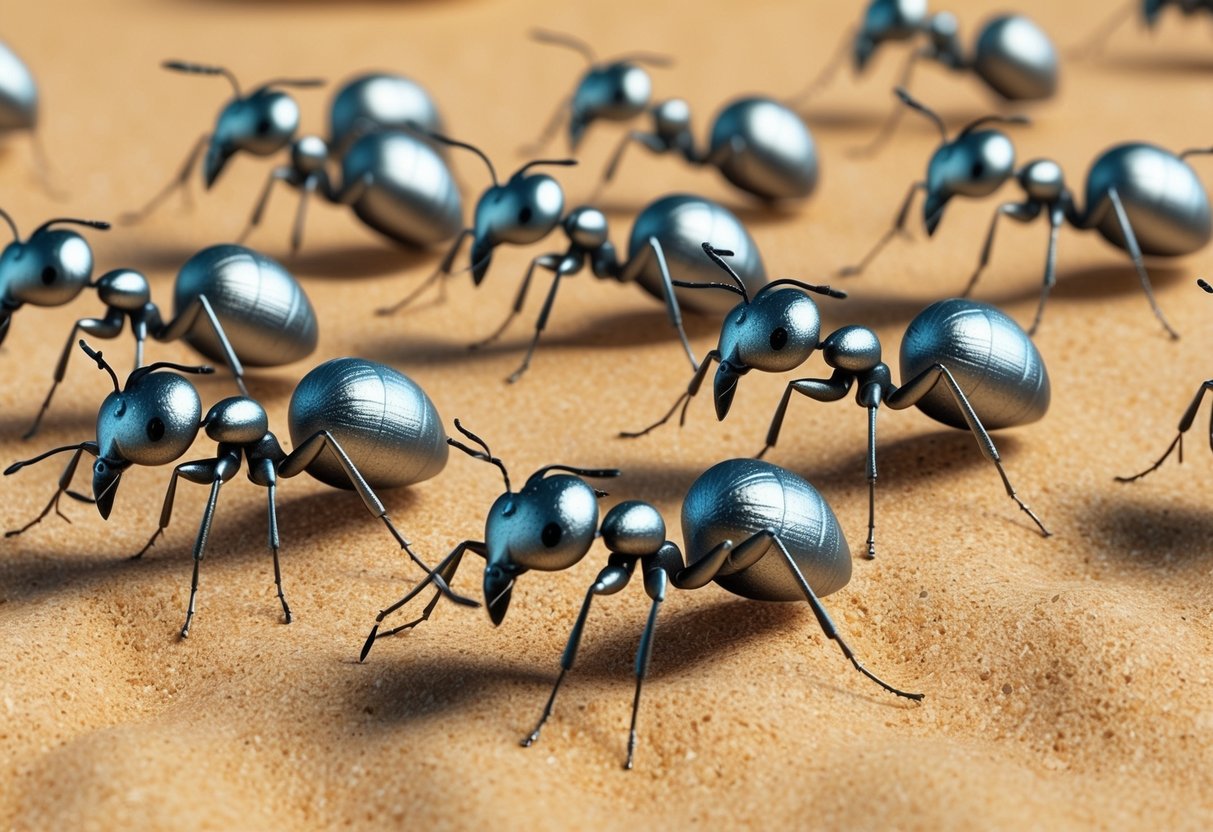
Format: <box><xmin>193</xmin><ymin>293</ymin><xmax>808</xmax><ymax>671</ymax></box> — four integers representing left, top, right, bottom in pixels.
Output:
<box><xmin>3</xmin><ymin>0</ymin><xmax>1213</xmax><ymax>828</ymax></box>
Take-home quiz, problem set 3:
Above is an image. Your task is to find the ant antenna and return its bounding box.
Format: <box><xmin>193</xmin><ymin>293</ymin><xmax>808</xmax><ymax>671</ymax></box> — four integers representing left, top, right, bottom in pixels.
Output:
<box><xmin>0</xmin><ymin>207</ymin><xmax>18</xmax><ymax>242</ymax></box>
<box><xmin>513</xmin><ymin>158</ymin><xmax>578</xmax><ymax>178</ymax></box>
<box><xmin>77</xmin><ymin>339</ymin><xmax>120</xmax><ymax>393</ymax></box>
<box><xmin>529</xmin><ymin>465</ymin><xmax>621</xmax><ymax>497</ymax></box>
<box><xmin>32</xmin><ymin>218</ymin><xmax>111</xmax><ymax>236</ymax></box>
<box><xmin>449</xmin><ymin>419</ymin><xmax>512</xmax><ymax>492</ymax></box>
<box><xmin>1198</xmin><ymin>279</ymin><xmax>1213</xmax><ymax>295</ymax></box>
<box><xmin>610</xmin><ymin>51</ymin><xmax>674</xmax><ymax>68</ymax></box>
<box><xmin>530</xmin><ymin>29</ymin><xmax>597</xmax><ymax>64</ymax></box>
<box><xmin>760</xmin><ymin>278</ymin><xmax>848</xmax><ymax>299</ymax></box>
<box><xmin>691</xmin><ymin>242</ymin><xmax>752</xmax><ymax>303</ymax></box>
<box><xmin>258</xmin><ymin>77</ymin><xmax>326</xmax><ymax>90</ymax></box>
<box><xmin>163</xmin><ymin>60</ymin><xmax>242</xmax><ymax>98</ymax></box>
<box><xmin>1180</xmin><ymin>147</ymin><xmax>1213</xmax><ymax>161</ymax></box>
<box><xmin>895</xmin><ymin>87</ymin><xmax>947</xmax><ymax>144</ymax></box>
<box><xmin>957</xmin><ymin>114</ymin><xmax>1031</xmax><ymax>139</ymax></box>
<box><xmin>411</xmin><ymin>128</ymin><xmax>499</xmax><ymax>187</ymax></box>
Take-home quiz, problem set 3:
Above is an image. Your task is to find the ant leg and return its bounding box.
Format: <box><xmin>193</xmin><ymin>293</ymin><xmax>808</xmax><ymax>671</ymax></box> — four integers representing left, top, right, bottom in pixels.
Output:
<box><xmin>1069</xmin><ymin>0</ymin><xmax>1136</xmax><ymax>59</ymax></box>
<box><xmin>4</xmin><ymin>447</ymin><xmax>92</xmax><ymax>538</ymax></box>
<box><xmin>24</xmin><ymin>311</ymin><xmax>125</xmax><ymax>440</ymax></box>
<box><xmin>469</xmin><ymin>254</ymin><xmax>561</xmax><ymax>350</ymax></box>
<box><xmin>756</xmin><ymin>372</ymin><xmax>852</xmax><ymax>459</ymax></box>
<box><xmin>181</xmin><ymin>476</ymin><xmax>227</xmax><ymax>639</ymax></box>
<box><xmin>1116</xmin><ymin>380</ymin><xmax>1213</xmax><ymax>482</ymax></box>
<box><xmin>263</xmin><ymin>468</ymin><xmax>291</xmax><ymax>624</ymax></box>
<box><xmin>376</xmin><ymin>228</ymin><xmax>472</xmax><ymax>316</ymax></box>
<box><xmin>1028</xmin><ymin>206</ymin><xmax>1065</xmax><ymax>335</ymax></box>
<box><xmin>625</xmin><ymin>559</ymin><xmax>667</xmax><ymax>770</ymax></box>
<box><xmin>887</xmin><ymin>364</ymin><xmax>1050</xmax><ymax>537</ymax></box>
<box><xmin>523</xmin><ymin>557</ymin><xmax>636</xmax><ymax>750</ymax></box>
<box><xmin>28</xmin><ymin>130</ymin><xmax>67</xmax><ymax>201</ymax></box>
<box><xmin>277</xmin><ymin>431</ymin><xmax>476</xmax><ymax>606</ymax></box>
<box><xmin>133</xmin><ymin>459</ymin><xmax>222</xmax><ymax>559</ymax></box>
<box><xmin>619</xmin><ymin>350</ymin><xmax>720</xmax><ymax>438</ymax></box>
<box><xmin>518</xmin><ymin>94</ymin><xmax>572</xmax><ymax>156</ymax></box>
<box><xmin>289</xmin><ymin>174</ymin><xmax>320</xmax><ymax>254</ymax></box>
<box><xmin>839</xmin><ymin>182</ymin><xmax>924</xmax><ymax>276</ymax></box>
<box><xmin>864</xmin><ymin>405</ymin><xmax>878</xmax><ymax>560</ymax></box>
<box><xmin>848</xmin><ymin>50</ymin><xmax>923</xmax><ymax>159</ymax></box>
<box><xmin>633</xmin><ymin>237</ymin><xmax>697</xmax><ymax>370</ymax></box>
<box><xmin>785</xmin><ymin>26</ymin><xmax>856</xmax><ymax>106</ymax></box>
<box><xmin>963</xmin><ymin>201</ymin><xmax>1040</xmax><ymax>298</ymax></box>
<box><xmin>1108</xmin><ymin>186</ymin><xmax>1179</xmax><ymax>339</ymax></box>
<box><xmin>121</xmin><ymin>134</ymin><xmax>210</xmax><ymax>224</ymax></box>
<box><xmin>505</xmin><ymin>269</ymin><xmax>568</xmax><ymax>383</ymax></box>
<box><xmin>237</xmin><ymin>166</ymin><xmax>295</xmax><ymax>246</ymax></box>
<box><xmin>360</xmin><ymin>541</ymin><xmax>486</xmax><ymax>661</ymax></box>
<box><xmin>156</xmin><ymin>295</ymin><xmax>247</xmax><ymax>396</ymax></box>
<box><xmin>765</xmin><ymin>532</ymin><xmax>923</xmax><ymax>699</ymax></box>
<box><xmin>592</xmin><ymin>131</ymin><xmax>668</xmax><ymax>200</ymax></box>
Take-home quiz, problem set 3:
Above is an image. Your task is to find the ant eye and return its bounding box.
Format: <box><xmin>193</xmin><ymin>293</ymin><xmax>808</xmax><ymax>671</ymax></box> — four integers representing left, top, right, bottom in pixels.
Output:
<box><xmin>770</xmin><ymin>327</ymin><xmax>788</xmax><ymax>350</ymax></box>
<box><xmin>971</xmin><ymin>161</ymin><xmax>984</xmax><ymax>178</ymax></box>
<box><xmin>541</xmin><ymin>522</ymin><xmax>562</xmax><ymax>548</ymax></box>
<box><xmin>518</xmin><ymin>206</ymin><xmax>533</xmax><ymax>224</ymax></box>
<box><xmin>146</xmin><ymin>417</ymin><xmax>165</xmax><ymax>441</ymax></box>
<box><xmin>613</xmin><ymin>87</ymin><xmax>625</xmax><ymax>103</ymax></box>
<box><xmin>41</xmin><ymin>266</ymin><xmax>56</xmax><ymax>285</ymax></box>
<box><xmin>257</xmin><ymin>118</ymin><xmax>272</xmax><ymax>135</ymax></box>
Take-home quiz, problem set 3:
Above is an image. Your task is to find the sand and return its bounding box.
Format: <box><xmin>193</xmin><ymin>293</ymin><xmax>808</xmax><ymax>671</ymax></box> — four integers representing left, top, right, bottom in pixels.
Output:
<box><xmin>3</xmin><ymin>0</ymin><xmax>1213</xmax><ymax>828</ymax></box>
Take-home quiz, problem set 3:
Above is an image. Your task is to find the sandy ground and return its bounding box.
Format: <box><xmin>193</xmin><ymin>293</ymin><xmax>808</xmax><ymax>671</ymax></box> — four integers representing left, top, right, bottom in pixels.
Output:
<box><xmin>3</xmin><ymin>0</ymin><xmax>1213</xmax><ymax>828</ymax></box>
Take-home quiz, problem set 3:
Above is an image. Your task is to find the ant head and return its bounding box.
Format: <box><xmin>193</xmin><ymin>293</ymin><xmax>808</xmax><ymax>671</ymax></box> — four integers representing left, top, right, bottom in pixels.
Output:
<box><xmin>563</xmin><ymin>206</ymin><xmax>609</xmax><ymax>249</ymax></box>
<box><xmin>0</xmin><ymin>213</ymin><xmax>107</xmax><ymax>308</ymax></box>
<box><xmin>162</xmin><ymin>61</ymin><xmax>323</xmax><ymax>187</ymax></box>
<box><xmin>290</xmin><ymin>134</ymin><xmax>329</xmax><ymax>176</ymax></box>
<box><xmin>206</xmin><ymin>90</ymin><xmax>301</xmax><ymax>186</ymax></box>
<box><xmin>652</xmin><ymin>99</ymin><xmax>691</xmax><ymax>141</ymax></box>
<box><xmin>469</xmin><ymin>159</ymin><xmax>570</xmax><ymax>283</ymax></box>
<box><xmin>84</xmin><ymin>341</ymin><xmax>211</xmax><ymax>519</ymax></box>
<box><xmin>695</xmin><ymin>244</ymin><xmax>841</xmax><ymax>420</ymax></box>
<box><xmin>1016</xmin><ymin>158</ymin><xmax>1065</xmax><ymax>203</ymax></box>
<box><xmin>446</xmin><ymin>419</ymin><xmax>617</xmax><ymax>626</ymax></box>
<box><xmin>482</xmin><ymin>470</ymin><xmax>604</xmax><ymax>625</ymax></box>
<box><xmin>900</xmin><ymin>91</ymin><xmax>1024</xmax><ymax>235</ymax></box>
<box><xmin>718</xmin><ymin>287</ymin><xmax>822</xmax><ymax>375</ymax></box>
<box><xmin>530</xmin><ymin>29</ymin><xmax>670</xmax><ymax>149</ymax></box>
<box><xmin>601</xmin><ymin>500</ymin><xmax>666</xmax><ymax>556</ymax></box>
<box><xmin>821</xmin><ymin>325</ymin><xmax>882</xmax><ymax>373</ymax></box>
<box><xmin>855</xmin><ymin>0</ymin><xmax>929</xmax><ymax>70</ymax></box>
<box><xmin>569</xmin><ymin>61</ymin><xmax>654</xmax><ymax>148</ymax></box>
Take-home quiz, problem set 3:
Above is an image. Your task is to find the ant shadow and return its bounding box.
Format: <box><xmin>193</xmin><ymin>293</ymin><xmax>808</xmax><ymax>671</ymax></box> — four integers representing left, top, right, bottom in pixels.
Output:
<box><xmin>276</xmin><ymin>243</ymin><xmax>434</xmax><ymax>280</ymax></box>
<box><xmin>352</xmin><ymin>596</ymin><xmax>897</xmax><ymax>730</ymax></box>
<box><xmin>832</xmin><ymin>260</ymin><xmax>1191</xmax><ymax>331</ymax></box>
<box><xmin>798</xmin><ymin>103</ymin><xmax>986</xmax><ymax>133</ymax></box>
<box><xmin>1086</xmin><ymin>491</ymin><xmax>1213</xmax><ymax>573</ymax></box>
<box><xmin>361</xmin><ymin>307</ymin><xmax>723</xmax><ymax>369</ymax></box>
<box><xmin>0</xmin><ymin>484</ymin><xmax>420</xmax><ymax>609</ymax></box>
<box><xmin>614</xmin><ymin>429</ymin><xmax>1020</xmax><ymax>505</ymax></box>
<box><xmin>1085</xmin><ymin>51</ymin><xmax>1213</xmax><ymax>77</ymax></box>
<box><xmin>588</xmin><ymin>196</ymin><xmax>806</xmax><ymax>229</ymax></box>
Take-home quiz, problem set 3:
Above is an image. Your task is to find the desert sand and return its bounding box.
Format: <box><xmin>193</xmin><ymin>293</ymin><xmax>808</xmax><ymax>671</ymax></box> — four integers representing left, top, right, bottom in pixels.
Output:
<box><xmin>3</xmin><ymin>0</ymin><xmax>1213</xmax><ymax>828</ymax></box>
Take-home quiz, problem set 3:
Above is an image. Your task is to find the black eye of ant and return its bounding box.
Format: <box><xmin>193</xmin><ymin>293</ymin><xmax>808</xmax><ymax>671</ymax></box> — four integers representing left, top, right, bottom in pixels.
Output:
<box><xmin>613</xmin><ymin>87</ymin><xmax>626</xmax><ymax>103</ymax></box>
<box><xmin>971</xmin><ymin>160</ymin><xmax>985</xmax><ymax>178</ymax></box>
<box><xmin>541</xmin><ymin>522</ymin><xmax>562</xmax><ymax>548</ymax></box>
<box><xmin>40</xmin><ymin>266</ymin><xmax>56</xmax><ymax>285</ymax></box>
<box><xmin>770</xmin><ymin>327</ymin><xmax>788</xmax><ymax>350</ymax></box>
<box><xmin>518</xmin><ymin>206</ymin><xmax>533</xmax><ymax>224</ymax></box>
<box><xmin>257</xmin><ymin>118</ymin><xmax>272</xmax><ymax>135</ymax></box>
<box><xmin>146</xmin><ymin>417</ymin><xmax>165</xmax><ymax>442</ymax></box>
